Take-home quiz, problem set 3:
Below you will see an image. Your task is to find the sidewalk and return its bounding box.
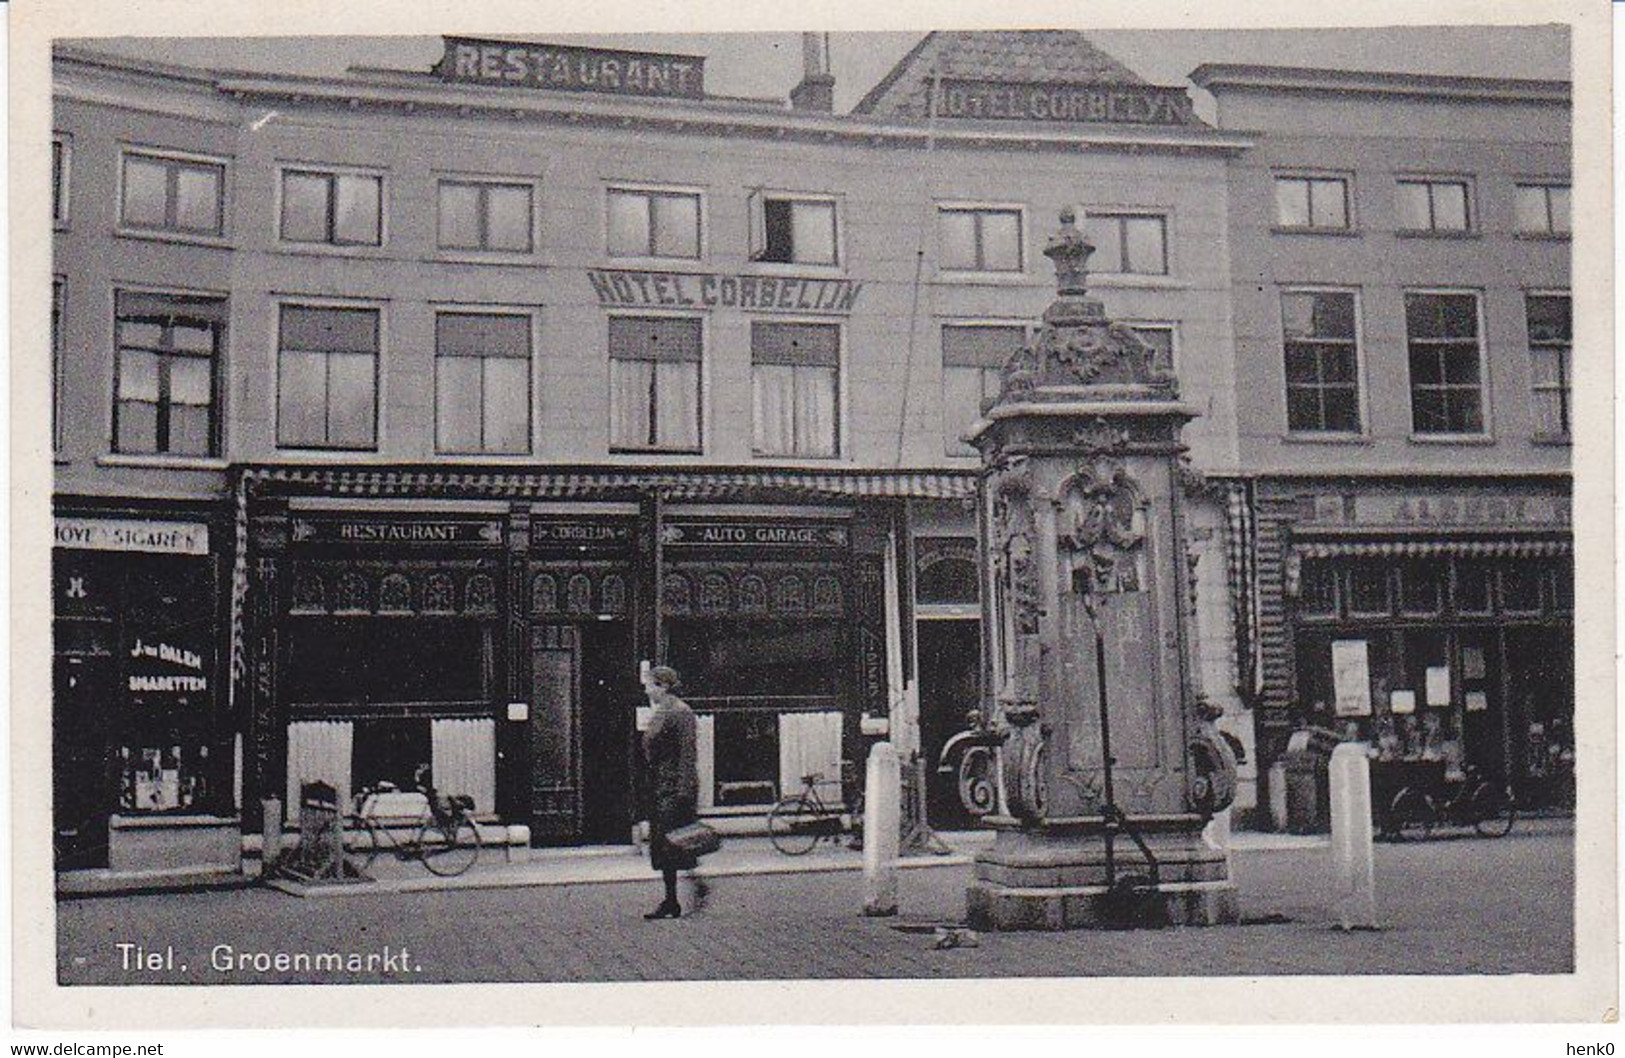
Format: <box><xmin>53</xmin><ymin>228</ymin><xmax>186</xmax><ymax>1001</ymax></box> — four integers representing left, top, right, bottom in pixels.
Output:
<box><xmin>266</xmin><ymin>825</ymin><xmax>1335</xmax><ymax>897</ymax></box>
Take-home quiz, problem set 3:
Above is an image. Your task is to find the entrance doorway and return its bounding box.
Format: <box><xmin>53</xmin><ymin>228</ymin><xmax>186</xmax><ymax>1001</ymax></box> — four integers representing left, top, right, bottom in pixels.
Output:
<box><xmin>529</xmin><ymin>621</ymin><xmax>635</xmax><ymax>844</ymax></box>
<box><xmin>916</xmin><ymin>618</ymin><xmax>981</xmax><ymax>830</ymax></box>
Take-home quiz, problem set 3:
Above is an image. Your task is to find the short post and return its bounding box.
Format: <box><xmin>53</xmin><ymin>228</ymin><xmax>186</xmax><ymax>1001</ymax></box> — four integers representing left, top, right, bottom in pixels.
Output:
<box><xmin>1328</xmin><ymin>742</ymin><xmax>1377</xmax><ymax>930</ymax></box>
<box><xmin>862</xmin><ymin>741</ymin><xmax>901</xmax><ymax>916</ymax></box>
<box><xmin>260</xmin><ymin>797</ymin><xmax>282</xmax><ymax>878</ymax></box>
<box><xmin>1267</xmin><ymin>761</ymin><xmax>1289</xmax><ymax>832</ymax></box>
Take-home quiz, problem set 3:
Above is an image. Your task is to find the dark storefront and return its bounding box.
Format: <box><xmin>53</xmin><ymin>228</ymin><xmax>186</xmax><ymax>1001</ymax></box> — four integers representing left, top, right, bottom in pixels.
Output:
<box><xmin>52</xmin><ymin>501</ymin><xmax>233</xmax><ymax>869</ymax></box>
<box><xmin>1249</xmin><ymin>479</ymin><xmax>1574</xmax><ymax>815</ymax></box>
<box><xmin>237</xmin><ymin>467</ymin><xmax>966</xmax><ymax>844</ymax></box>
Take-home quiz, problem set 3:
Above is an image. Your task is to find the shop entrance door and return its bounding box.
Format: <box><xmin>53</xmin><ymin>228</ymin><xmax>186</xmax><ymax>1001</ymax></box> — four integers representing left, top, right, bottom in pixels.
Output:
<box><xmin>53</xmin><ymin>653</ymin><xmax>113</xmax><ymax>869</ymax></box>
<box><xmin>917</xmin><ymin>618</ymin><xmax>981</xmax><ymax>830</ymax></box>
<box><xmin>529</xmin><ymin>622</ymin><xmax>635</xmax><ymax>844</ymax></box>
<box><xmin>579</xmin><ymin>620</ymin><xmax>634</xmax><ymax>844</ymax></box>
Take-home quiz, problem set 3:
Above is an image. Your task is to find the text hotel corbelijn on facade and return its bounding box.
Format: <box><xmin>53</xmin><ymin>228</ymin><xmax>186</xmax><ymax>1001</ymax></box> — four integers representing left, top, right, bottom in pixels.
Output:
<box><xmin>49</xmin><ymin>30</ymin><xmax>1570</xmax><ymax>876</ymax></box>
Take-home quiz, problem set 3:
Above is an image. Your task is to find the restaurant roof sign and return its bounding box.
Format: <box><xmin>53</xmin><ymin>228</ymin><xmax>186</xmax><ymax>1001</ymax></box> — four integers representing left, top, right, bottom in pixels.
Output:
<box><xmin>436</xmin><ymin>36</ymin><xmax>706</xmax><ymax>100</ymax></box>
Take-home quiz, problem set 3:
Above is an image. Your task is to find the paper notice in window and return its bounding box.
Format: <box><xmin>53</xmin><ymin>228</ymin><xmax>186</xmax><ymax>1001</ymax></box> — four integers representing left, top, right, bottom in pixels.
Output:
<box><xmin>1390</xmin><ymin>689</ymin><xmax>1416</xmax><ymax>715</ymax></box>
<box><xmin>1331</xmin><ymin>639</ymin><xmax>1372</xmax><ymax>717</ymax></box>
<box><xmin>1426</xmin><ymin>666</ymin><xmax>1451</xmax><ymax>707</ymax></box>
<box><xmin>1465</xmin><ymin>690</ymin><xmax>1490</xmax><ymax>713</ymax></box>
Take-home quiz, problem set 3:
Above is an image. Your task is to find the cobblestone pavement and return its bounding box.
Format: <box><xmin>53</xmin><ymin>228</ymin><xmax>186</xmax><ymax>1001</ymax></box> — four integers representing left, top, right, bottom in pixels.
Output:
<box><xmin>57</xmin><ymin>821</ymin><xmax>1573</xmax><ymax>984</ymax></box>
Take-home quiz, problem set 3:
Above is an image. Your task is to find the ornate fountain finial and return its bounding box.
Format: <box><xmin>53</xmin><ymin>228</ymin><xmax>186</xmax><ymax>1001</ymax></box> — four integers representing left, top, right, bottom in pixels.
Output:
<box><xmin>1044</xmin><ymin>207</ymin><xmax>1094</xmax><ymax>297</ymax></box>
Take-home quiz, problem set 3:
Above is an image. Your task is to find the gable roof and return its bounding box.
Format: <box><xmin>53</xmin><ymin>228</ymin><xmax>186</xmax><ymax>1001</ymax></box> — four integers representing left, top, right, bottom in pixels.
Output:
<box><xmin>854</xmin><ymin>30</ymin><xmax>1151</xmax><ymax>118</ymax></box>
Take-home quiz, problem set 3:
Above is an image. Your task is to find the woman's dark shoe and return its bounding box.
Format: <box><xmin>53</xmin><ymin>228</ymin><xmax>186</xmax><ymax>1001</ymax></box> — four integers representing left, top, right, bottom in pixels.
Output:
<box><xmin>643</xmin><ymin>900</ymin><xmax>681</xmax><ymax>920</ymax></box>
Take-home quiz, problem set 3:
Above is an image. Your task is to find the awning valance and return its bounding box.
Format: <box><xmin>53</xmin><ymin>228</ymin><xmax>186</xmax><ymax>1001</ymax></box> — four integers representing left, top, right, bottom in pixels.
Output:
<box><xmin>1293</xmin><ymin>538</ymin><xmax>1571</xmax><ymax>560</ymax></box>
<box><xmin>239</xmin><ymin>465</ymin><xmax>979</xmax><ymax>502</ymax></box>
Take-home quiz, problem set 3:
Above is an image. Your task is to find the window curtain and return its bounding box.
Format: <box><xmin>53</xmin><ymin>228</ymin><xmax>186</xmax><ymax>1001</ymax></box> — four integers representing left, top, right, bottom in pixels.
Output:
<box><xmin>285</xmin><ymin>719</ymin><xmax>354</xmax><ymax>819</ymax></box>
<box><xmin>752</xmin><ymin>323</ymin><xmax>838</xmax><ymax>456</ymax></box>
<box><xmin>430</xmin><ymin>717</ymin><xmax>496</xmax><ymax>815</ymax></box>
<box><xmin>609</xmin><ymin>317</ymin><xmax>701</xmax><ymax>449</ymax></box>
<box><xmin>777</xmin><ymin>711</ymin><xmax>843</xmax><ymax>800</ymax></box>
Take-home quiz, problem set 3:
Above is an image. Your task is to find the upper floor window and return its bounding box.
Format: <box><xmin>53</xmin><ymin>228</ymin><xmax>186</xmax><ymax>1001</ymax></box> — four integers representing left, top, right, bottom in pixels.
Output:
<box><xmin>435</xmin><ymin>312</ymin><xmax>532</xmax><ymax>455</ymax></box>
<box><xmin>281</xmin><ymin>168</ymin><xmax>382</xmax><ymax>247</ymax></box>
<box><xmin>608</xmin><ymin>316</ymin><xmax>702</xmax><ymax>452</ymax></box>
<box><xmin>1515</xmin><ymin>183</ymin><xmax>1571</xmax><ymax>236</ymax></box>
<box><xmin>749</xmin><ymin>191</ymin><xmax>838</xmax><ymax>266</ymax></box>
<box><xmin>121</xmin><ymin>150</ymin><xmax>224</xmax><ymax>237</ymax></box>
<box><xmin>942</xmin><ymin>323</ymin><xmax>1024</xmax><ymax>456</ymax></box>
<box><xmin>1274</xmin><ymin>175</ymin><xmax>1349</xmax><ymax>230</ymax></box>
<box><xmin>1083</xmin><ymin>212</ymin><xmax>1166</xmax><ymax>275</ymax></box>
<box><xmin>751</xmin><ymin>321</ymin><xmax>839</xmax><ymax>458</ymax></box>
<box><xmin>113</xmin><ymin>290</ymin><xmax>225</xmax><ymax>457</ymax></box>
<box><xmin>938</xmin><ymin>206</ymin><xmax>1023</xmax><ymax>272</ymax></box>
<box><xmin>277</xmin><ymin>304</ymin><xmax>379</xmax><ymax>450</ymax></box>
<box><xmin>52</xmin><ymin>278</ymin><xmax>65</xmax><ymax>451</ymax></box>
<box><xmin>1281</xmin><ymin>290</ymin><xmax>1361</xmax><ymax>434</ymax></box>
<box><xmin>607</xmin><ymin>187</ymin><xmax>700</xmax><ymax>259</ymax></box>
<box><xmin>1526</xmin><ymin>293</ymin><xmax>1572</xmax><ymax>441</ymax></box>
<box><xmin>52</xmin><ymin>135</ymin><xmax>70</xmax><ymax>225</ymax></box>
<box><xmin>1405</xmin><ymin>291</ymin><xmax>1485</xmax><ymax>436</ymax></box>
<box><xmin>1396</xmin><ymin>178</ymin><xmax>1472</xmax><ymax>233</ymax></box>
<box><xmin>438</xmin><ymin>180</ymin><xmax>533</xmax><ymax>254</ymax></box>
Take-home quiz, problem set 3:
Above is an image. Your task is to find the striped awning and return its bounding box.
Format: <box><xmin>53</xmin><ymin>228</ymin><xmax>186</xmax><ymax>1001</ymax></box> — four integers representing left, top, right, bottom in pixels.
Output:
<box><xmin>239</xmin><ymin>465</ymin><xmax>980</xmax><ymax>502</ymax></box>
<box><xmin>1293</xmin><ymin>538</ymin><xmax>1571</xmax><ymax>560</ymax></box>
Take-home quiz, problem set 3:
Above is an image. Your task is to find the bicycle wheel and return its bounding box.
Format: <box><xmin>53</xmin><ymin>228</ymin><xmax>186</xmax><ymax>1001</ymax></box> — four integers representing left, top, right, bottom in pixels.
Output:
<box><xmin>1388</xmin><ymin>787</ymin><xmax>1433</xmax><ymax>841</ymax></box>
<box><xmin>417</xmin><ymin>816</ymin><xmax>481</xmax><ymax>877</ymax></box>
<box><xmin>1470</xmin><ymin>782</ymin><xmax>1517</xmax><ymax>838</ymax></box>
<box><xmin>347</xmin><ymin>816</ymin><xmax>384</xmax><ymax>872</ymax></box>
<box><xmin>768</xmin><ymin>795</ymin><xmax>822</xmax><ymax>856</ymax></box>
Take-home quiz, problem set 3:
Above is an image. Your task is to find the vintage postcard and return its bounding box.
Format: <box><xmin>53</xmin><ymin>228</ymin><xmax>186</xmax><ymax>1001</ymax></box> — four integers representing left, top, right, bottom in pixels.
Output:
<box><xmin>10</xmin><ymin>0</ymin><xmax>1616</xmax><ymax>1032</ymax></box>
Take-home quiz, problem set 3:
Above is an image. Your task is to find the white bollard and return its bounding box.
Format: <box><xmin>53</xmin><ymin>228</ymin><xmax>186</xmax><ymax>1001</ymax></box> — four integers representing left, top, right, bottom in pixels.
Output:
<box><xmin>1329</xmin><ymin>742</ymin><xmax>1377</xmax><ymax>930</ymax></box>
<box><xmin>1268</xmin><ymin>761</ymin><xmax>1289</xmax><ymax>833</ymax></box>
<box><xmin>862</xmin><ymin>741</ymin><xmax>901</xmax><ymax>917</ymax></box>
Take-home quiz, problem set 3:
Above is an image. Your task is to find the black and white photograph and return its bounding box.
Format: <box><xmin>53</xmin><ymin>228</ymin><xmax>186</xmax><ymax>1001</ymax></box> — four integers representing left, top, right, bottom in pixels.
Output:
<box><xmin>12</xmin><ymin>0</ymin><xmax>1617</xmax><ymax>1035</ymax></box>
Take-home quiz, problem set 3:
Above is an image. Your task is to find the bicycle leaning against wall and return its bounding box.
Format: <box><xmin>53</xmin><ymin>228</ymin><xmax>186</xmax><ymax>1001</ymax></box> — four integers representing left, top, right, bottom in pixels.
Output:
<box><xmin>347</xmin><ymin>764</ymin><xmax>483</xmax><ymax>877</ymax></box>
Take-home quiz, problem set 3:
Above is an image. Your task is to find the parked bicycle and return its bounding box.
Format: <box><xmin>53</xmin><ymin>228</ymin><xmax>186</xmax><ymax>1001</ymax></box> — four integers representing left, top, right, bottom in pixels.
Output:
<box><xmin>768</xmin><ymin>770</ymin><xmax>862</xmax><ymax>856</ymax></box>
<box><xmin>347</xmin><ymin>765</ymin><xmax>483</xmax><ymax>877</ymax></box>
<box><xmin>1380</xmin><ymin>766</ymin><xmax>1516</xmax><ymax>841</ymax></box>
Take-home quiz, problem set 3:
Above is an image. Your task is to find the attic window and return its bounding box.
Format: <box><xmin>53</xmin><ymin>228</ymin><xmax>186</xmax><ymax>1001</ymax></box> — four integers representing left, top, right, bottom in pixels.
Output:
<box><xmin>749</xmin><ymin>191</ymin><xmax>838</xmax><ymax>266</ymax></box>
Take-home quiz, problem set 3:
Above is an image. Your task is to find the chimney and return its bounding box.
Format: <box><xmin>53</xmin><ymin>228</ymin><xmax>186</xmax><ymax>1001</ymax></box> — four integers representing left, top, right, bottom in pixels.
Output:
<box><xmin>790</xmin><ymin>32</ymin><xmax>835</xmax><ymax>112</ymax></box>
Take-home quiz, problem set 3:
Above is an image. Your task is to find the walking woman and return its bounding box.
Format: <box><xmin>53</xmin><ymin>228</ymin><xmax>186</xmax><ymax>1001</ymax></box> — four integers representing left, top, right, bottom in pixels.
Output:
<box><xmin>640</xmin><ymin>665</ymin><xmax>708</xmax><ymax>919</ymax></box>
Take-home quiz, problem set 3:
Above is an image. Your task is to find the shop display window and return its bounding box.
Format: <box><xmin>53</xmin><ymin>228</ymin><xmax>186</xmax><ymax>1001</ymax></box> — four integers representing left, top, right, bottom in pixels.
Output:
<box><xmin>1452</xmin><ymin>559</ymin><xmax>1494</xmax><ymax>616</ymax></box>
<box><xmin>351</xmin><ymin>717</ymin><xmax>432</xmax><ymax>791</ymax></box>
<box><xmin>119</xmin><ymin>743</ymin><xmax>209</xmax><ymax>812</ymax></box>
<box><xmin>1499</xmin><ymin>563</ymin><xmax>1543</xmax><ymax>615</ymax></box>
<box><xmin>711</xmin><ymin>711</ymin><xmax>780</xmax><ymax>806</ymax></box>
<box><xmin>284</xmin><ymin>617</ymin><xmax>494</xmax><ymax>707</ymax></box>
<box><xmin>1398</xmin><ymin>559</ymin><xmax>1442</xmax><ymax>616</ymax></box>
<box><xmin>1297</xmin><ymin>559</ymin><xmax>1338</xmax><ymax>619</ymax></box>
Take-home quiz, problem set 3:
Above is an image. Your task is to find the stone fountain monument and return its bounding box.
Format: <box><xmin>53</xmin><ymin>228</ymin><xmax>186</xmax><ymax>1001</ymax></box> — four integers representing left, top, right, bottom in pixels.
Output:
<box><xmin>964</xmin><ymin>209</ymin><xmax>1239</xmax><ymax>930</ymax></box>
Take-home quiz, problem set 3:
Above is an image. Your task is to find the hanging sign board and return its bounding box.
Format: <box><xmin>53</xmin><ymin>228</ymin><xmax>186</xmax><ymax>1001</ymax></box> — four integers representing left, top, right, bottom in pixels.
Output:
<box><xmin>1331</xmin><ymin>639</ymin><xmax>1372</xmax><ymax>717</ymax></box>
<box><xmin>436</xmin><ymin>37</ymin><xmax>705</xmax><ymax>99</ymax></box>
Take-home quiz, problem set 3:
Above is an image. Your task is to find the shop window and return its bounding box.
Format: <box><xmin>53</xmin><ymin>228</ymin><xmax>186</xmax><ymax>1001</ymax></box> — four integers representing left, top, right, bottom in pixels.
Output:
<box><xmin>1346</xmin><ymin>562</ymin><xmax>1391</xmax><ymax>617</ymax></box>
<box><xmin>1499</xmin><ymin>563</ymin><xmax>1543</xmax><ymax>615</ymax></box>
<box><xmin>1282</xmin><ymin>290</ymin><xmax>1361</xmax><ymax>433</ymax></box>
<box><xmin>1274</xmin><ymin>174</ymin><xmax>1349</xmax><ymax>230</ymax></box>
<box><xmin>1515</xmin><ymin>183</ymin><xmax>1570</xmax><ymax>236</ymax></box>
<box><xmin>114</xmin><ymin>291</ymin><xmax>225</xmax><ymax>457</ymax></box>
<box><xmin>121</xmin><ymin>149</ymin><xmax>224</xmax><ymax>237</ymax></box>
<box><xmin>1396</xmin><ymin>178</ymin><xmax>1472</xmax><ymax>233</ymax></box>
<box><xmin>712</xmin><ymin>711</ymin><xmax>780</xmax><ymax>805</ymax></box>
<box><xmin>942</xmin><ymin>324</ymin><xmax>1023</xmax><ymax>456</ymax></box>
<box><xmin>119</xmin><ymin>743</ymin><xmax>209</xmax><ymax>812</ymax></box>
<box><xmin>435</xmin><ymin>312</ymin><xmax>532</xmax><ymax>454</ymax></box>
<box><xmin>280</xmin><ymin>168</ymin><xmax>382</xmax><ymax>246</ymax></box>
<box><xmin>606</xmin><ymin>187</ymin><xmax>700</xmax><ymax>259</ymax></box>
<box><xmin>1083</xmin><ymin>212</ymin><xmax>1166</xmax><ymax>275</ymax></box>
<box><xmin>1452</xmin><ymin>559</ymin><xmax>1494</xmax><ymax>616</ymax></box>
<box><xmin>351</xmin><ymin>717</ymin><xmax>432</xmax><ymax>792</ymax></box>
<box><xmin>751</xmin><ymin>322</ymin><xmax>839</xmax><ymax>458</ymax></box>
<box><xmin>1297</xmin><ymin>559</ymin><xmax>1338</xmax><ymax>619</ymax></box>
<box><xmin>938</xmin><ymin>206</ymin><xmax>1023</xmax><ymax>272</ymax></box>
<box><xmin>749</xmin><ymin>191</ymin><xmax>838</xmax><ymax>266</ymax></box>
<box><xmin>608</xmin><ymin>316</ymin><xmax>702</xmax><ymax>452</ymax></box>
<box><xmin>283</xmin><ymin>617</ymin><xmax>493</xmax><ymax>707</ymax></box>
<box><xmin>1526</xmin><ymin>293</ymin><xmax>1572</xmax><ymax>440</ymax></box>
<box><xmin>277</xmin><ymin>304</ymin><xmax>380</xmax><ymax>450</ymax></box>
<box><xmin>666</xmin><ymin>617</ymin><xmax>842</xmax><ymax>700</ymax></box>
<box><xmin>438</xmin><ymin>179</ymin><xmax>533</xmax><ymax>253</ymax></box>
<box><xmin>1398</xmin><ymin>560</ymin><xmax>1443</xmax><ymax>616</ymax></box>
<box><xmin>53</xmin><ymin>134</ymin><xmax>70</xmax><ymax>225</ymax></box>
<box><xmin>1405</xmin><ymin>292</ymin><xmax>1484</xmax><ymax>436</ymax></box>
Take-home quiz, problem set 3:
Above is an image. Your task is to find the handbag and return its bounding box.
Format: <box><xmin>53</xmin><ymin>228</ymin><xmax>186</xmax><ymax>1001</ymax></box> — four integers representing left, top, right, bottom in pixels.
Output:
<box><xmin>665</xmin><ymin>821</ymin><xmax>722</xmax><ymax>857</ymax></box>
